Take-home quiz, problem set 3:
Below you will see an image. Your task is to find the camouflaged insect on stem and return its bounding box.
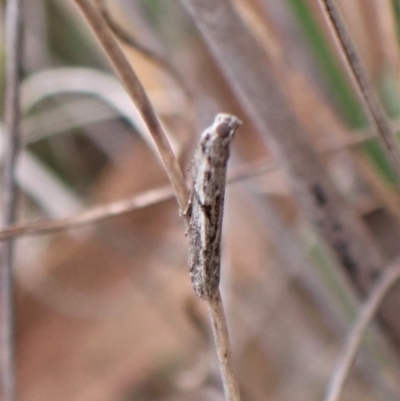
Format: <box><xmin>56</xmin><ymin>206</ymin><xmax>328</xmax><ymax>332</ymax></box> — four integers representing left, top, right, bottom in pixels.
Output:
<box><xmin>188</xmin><ymin>114</ymin><xmax>241</xmax><ymax>300</ymax></box>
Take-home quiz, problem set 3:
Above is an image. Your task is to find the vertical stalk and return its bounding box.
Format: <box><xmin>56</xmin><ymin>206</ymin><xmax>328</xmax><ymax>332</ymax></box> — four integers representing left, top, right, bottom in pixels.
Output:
<box><xmin>324</xmin><ymin>264</ymin><xmax>400</xmax><ymax>401</ymax></box>
<box><xmin>317</xmin><ymin>0</ymin><xmax>400</xmax><ymax>180</ymax></box>
<box><xmin>1</xmin><ymin>0</ymin><xmax>23</xmax><ymax>399</ymax></box>
<box><xmin>208</xmin><ymin>292</ymin><xmax>241</xmax><ymax>401</ymax></box>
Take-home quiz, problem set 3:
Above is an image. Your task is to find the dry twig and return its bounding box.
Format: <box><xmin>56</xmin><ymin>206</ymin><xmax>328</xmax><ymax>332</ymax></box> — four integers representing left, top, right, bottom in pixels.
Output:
<box><xmin>0</xmin><ymin>158</ymin><xmax>272</xmax><ymax>240</ymax></box>
<box><xmin>1</xmin><ymin>0</ymin><xmax>23</xmax><ymax>399</ymax></box>
<box><xmin>324</xmin><ymin>263</ymin><xmax>400</xmax><ymax>401</ymax></box>
<box><xmin>95</xmin><ymin>0</ymin><xmax>193</xmax><ymax>103</ymax></box>
<box><xmin>0</xmin><ymin>184</ymin><xmax>174</xmax><ymax>240</ymax></box>
<box><xmin>94</xmin><ymin>0</ymin><xmax>197</xmax><ymax>160</ymax></box>
<box><xmin>317</xmin><ymin>0</ymin><xmax>400</xmax><ymax>180</ymax></box>
<box><xmin>208</xmin><ymin>293</ymin><xmax>241</xmax><ymax>401</ymax></box>
<box><xmin>73</xmin><ymin>0</ymin><xmax>189</xmax><ymax>212</ymax></box>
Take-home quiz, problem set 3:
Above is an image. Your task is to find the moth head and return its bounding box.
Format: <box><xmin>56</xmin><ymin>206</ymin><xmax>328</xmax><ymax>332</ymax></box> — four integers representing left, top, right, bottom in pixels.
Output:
<box><xmin>213</xmin><ymin>113</ymin><xmax>242</xmax><ymax>139</ymax></box>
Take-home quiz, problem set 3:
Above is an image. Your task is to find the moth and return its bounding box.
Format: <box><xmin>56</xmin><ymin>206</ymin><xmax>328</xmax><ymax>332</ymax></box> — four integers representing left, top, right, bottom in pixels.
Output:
<box><xmin>188</xmin><ymin>114</ymin><xmax>242</xmax><ymax>301</ymax></box>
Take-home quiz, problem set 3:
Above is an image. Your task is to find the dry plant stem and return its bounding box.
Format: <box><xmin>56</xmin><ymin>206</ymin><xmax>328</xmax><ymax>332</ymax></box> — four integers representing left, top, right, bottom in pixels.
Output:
<box><xmin>95</xmin><ymin>0</ymin><xmax>193</xmax><ymax>102</ymax></box>
<box><xmin>94</xmin><ymin>0</ymin><xmax>197</xmax><ymax>160</ymax></box>
<box><xmin>1</xmin><ymin>0</ymin><xmax>23</xmax><ymax>399</ymax></box>
<box><xmin>324</xmin><ymin>264</ymin><xmax>400</xmax><ymax>401</ymax></box>
<box><xmin>0</xmin><ymin>185</ymin><xmax>174</xmax><ymax>240</ymax></box>
<box><xmin>317</xmin><ymin>0</ymin><xmax>400</xmax><ymax>180</ymax></box>
<box><xmin>73</xmin><ymin>0</ymin><xmax>189</xmax><ymax>212</ymax></box>
<box><xmin>0</xmin><ymin>159</ymin><xmax>273</xmax><ymax>242</ymax></box>
<box><xmin>208</xmin><ymin>291</ymin><xmax>241</xmax><ymax>401</ymax></box>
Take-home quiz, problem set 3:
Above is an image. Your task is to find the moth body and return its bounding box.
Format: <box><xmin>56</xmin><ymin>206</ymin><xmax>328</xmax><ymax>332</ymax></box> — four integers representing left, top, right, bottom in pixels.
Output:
<box><xmin>188</xmin><ymin>114</ymin><xmax>241</xmax><ymax>300</ymax></box>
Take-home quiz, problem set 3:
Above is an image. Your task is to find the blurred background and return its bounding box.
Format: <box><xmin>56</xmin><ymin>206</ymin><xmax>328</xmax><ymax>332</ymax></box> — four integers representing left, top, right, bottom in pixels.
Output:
<box><xmin>1</xmin><ymin>0</ymin><xmax>400</xmax><ymax>400</ymax></box>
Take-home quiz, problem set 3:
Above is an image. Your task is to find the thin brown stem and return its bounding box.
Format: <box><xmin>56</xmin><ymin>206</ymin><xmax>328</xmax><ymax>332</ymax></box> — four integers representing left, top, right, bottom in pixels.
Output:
<box><xmin>1</xmin><ymin>0</ymin><xmax>23</xmax><ymax>399</ymax></box>
<box><xmin>208</xmin><ymin>291</ymin><xmax>241</xmax><ymax>401</ymax></box>
<box><xmin>0</xmin><ymin>159</ymin><xmax>271</xmax><ymax>241</ymax></box>
<box><xmin>324</xmin><ymin>263</ymin><xmax>400</xmax><ymax>401</ymax></box>
<box><xmin>73</xmin><ymin>0</ymin><xmax>189</xmax><ymax>213</ymax></box>
<box><xmin>318</xmin><ymin>0</ymin><xmax>400</xmax><ymax>180</ymax></box>
<box><xmin>95</xmin><ymin>0</ymin><xmax>193</xmax><ymax>103</ymax></box>
<box><xmin>0</xmin><ymin>185</ymin><xmax>174</xmax><ymax>241</ymax></box>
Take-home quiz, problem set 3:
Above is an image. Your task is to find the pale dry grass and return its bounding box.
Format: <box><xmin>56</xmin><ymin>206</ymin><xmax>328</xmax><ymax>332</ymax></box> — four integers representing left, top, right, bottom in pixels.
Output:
<box><xmin>0</xmin><ymin>1</ymin><xmax>400</xmax><ymax>400</ymax></box>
